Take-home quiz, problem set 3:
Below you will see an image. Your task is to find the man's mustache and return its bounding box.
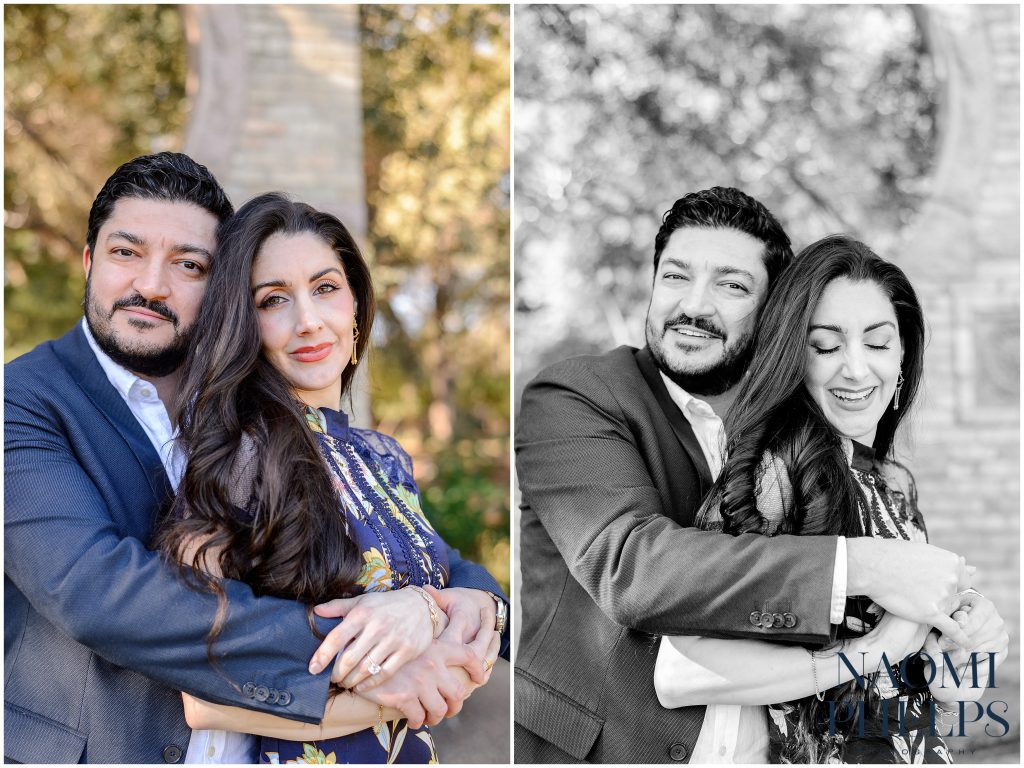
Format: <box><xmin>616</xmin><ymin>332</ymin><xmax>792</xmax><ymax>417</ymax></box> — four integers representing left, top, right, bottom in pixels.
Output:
<box><xmin>110</xmin><ymin>294</ymin><xmax>179</xmax><ymax>326</ymax></box>
<box><xmin>663</xmin><ymin>314</ymin><xmax>725</xmax><ymax>340</ymax></box>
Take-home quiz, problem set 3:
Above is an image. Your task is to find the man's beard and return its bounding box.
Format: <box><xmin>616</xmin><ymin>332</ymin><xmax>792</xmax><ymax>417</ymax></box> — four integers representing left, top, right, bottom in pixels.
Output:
<box><xmin>646</xmin><ymin>312</ymin><xmax>756</xmax><ymax>397</ymax></box>
<box><xmin>84</xmin><ymin>277</ymin><xmax>193</xmax><ymax>378</ymax></box>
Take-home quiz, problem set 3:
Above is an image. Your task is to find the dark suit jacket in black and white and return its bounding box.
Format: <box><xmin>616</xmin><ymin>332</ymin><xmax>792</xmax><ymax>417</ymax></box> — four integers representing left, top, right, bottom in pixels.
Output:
<box><xmin>4</xmin><ymin>323</ymin><xmax>507</xmax><ymax>763</ymax></box>
<box><xmin>515</xmin><ymin>345</ymin><xmax>839</xmax><ymax>763</ymax></box>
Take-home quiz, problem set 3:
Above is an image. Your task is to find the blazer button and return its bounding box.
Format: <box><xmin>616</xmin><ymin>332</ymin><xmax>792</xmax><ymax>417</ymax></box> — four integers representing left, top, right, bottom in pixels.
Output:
<box><xmin>784</xmin><ymin>612</ymin><xmax>797</xmax><ymax>628</ymax></box>
<box><xmin>760</xmin><ymin>613</ymin><xmax>775</xmax><ymax>629</ymax></box>
<box><xmin>749</xmin><ymin>611</ymin><xmax>762</xmax><ymax>627</ymax></box>
<box><xmin>668</xmin><ymin>742</ymin><xmax>688</xmax><ymax>761</ymax></box>
<box><xmin>267</xmin><ymin>688</ymin><xmax>280</xmax><ymax>705</ymax></box>
<box><xmin>278</xmin><ymin>690</ymin><xmax>293</xmax><ymax>706</ymax></box>
<box><xmin>772</xmin><ymin>613</ymin><xmax>785</xmax><ymax>628</ymax></box>
<box><xmin>162</xmin><ymin>744</ymin><xmax>184</xmax><ymax>763</ymax></box>
<box><xmin>243</xmin><ymin>682</ymin><xmax>256</xmax><ymax>698</ymax></box>
<box><xmin>255</xmin><ymin>685</ymin><xmax>270</xmax><ymax>702</ymax></box>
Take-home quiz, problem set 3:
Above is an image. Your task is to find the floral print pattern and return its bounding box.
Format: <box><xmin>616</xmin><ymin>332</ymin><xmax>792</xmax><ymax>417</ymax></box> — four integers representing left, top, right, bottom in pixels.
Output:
<box><xmin>259</xmin><ymin>406</ymin><xmax>446</xmax><ymax>764</ymax></box>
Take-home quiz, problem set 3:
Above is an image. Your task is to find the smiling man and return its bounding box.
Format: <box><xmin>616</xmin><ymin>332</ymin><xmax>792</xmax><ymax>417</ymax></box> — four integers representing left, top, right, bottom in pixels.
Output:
<box><xmin>514</xmin><ymin>186</ymin><xmax>973</xmax><ymax>763</ymax></box>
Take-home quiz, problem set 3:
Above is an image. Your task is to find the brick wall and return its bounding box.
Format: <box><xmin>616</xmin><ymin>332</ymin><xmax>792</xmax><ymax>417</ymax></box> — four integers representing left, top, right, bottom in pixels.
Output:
<box><xmin>898</xmin><ymin>5</ymin><xmax>1020</xmax><ymax>753</ymax></box>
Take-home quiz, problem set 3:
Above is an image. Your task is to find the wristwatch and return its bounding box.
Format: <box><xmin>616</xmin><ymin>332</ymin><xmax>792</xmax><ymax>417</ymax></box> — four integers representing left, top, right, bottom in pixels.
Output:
<box><xmin>485</xmin><ymin>591</ymin><xmax>508</xmax><ymax>635</ymax></box>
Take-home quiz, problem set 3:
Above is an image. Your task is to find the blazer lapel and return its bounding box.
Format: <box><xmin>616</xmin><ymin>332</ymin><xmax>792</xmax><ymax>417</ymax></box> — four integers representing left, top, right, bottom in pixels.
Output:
<box><xmin>52</xmin><ymin>324</ymin><xmax>174</xmax><ymax>506</ymax></box>
<box><xmin>635</xmin><ymin>346</ymin><xmax>714</xmax><ymax>490</ymax></box>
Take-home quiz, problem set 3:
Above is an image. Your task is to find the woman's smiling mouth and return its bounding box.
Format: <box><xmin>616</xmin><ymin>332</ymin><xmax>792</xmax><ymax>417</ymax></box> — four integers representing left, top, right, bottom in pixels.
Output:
<box><xmin>290</xmin><ymin>342</ymin><xmax>333</xmax><ymax>363</ymax></box>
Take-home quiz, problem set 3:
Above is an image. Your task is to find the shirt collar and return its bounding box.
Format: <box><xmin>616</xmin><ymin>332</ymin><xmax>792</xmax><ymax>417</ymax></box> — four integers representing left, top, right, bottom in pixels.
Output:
<box><xmin>658</xmin><ymin>371</ymin><xmax>720</xmax><ymax>421</ymax></box>
<box><xmin>81</xmin><ymin>317</ymin><xmax>148</xmax><ymax>399</ymax></box>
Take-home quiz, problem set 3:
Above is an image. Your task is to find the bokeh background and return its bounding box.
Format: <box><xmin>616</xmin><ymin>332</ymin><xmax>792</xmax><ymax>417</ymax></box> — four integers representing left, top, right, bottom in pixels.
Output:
<box><xmin>4</xmin><ymin>4</ymin><xmax>509</xmax><ymax>761</ymax></box>
<box><xmin>514</xmin><ymin>4</ymin><xmax>1019</xmax><ymax>760</ymax></box>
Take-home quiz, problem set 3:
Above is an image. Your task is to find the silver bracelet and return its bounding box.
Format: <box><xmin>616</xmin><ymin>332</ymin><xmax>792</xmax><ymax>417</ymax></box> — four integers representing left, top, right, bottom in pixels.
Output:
<box><xmin>809</xmin><ymin>650</ymin><xmax>826</xmax><ymax>701</ymax></box>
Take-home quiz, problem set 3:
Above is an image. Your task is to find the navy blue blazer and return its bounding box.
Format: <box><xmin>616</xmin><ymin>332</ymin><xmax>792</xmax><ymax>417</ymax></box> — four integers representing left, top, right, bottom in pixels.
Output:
<box><xmin>5</xmin><ymin>323</ymin><xmax>508</xmax><ymax>763</ymax></box>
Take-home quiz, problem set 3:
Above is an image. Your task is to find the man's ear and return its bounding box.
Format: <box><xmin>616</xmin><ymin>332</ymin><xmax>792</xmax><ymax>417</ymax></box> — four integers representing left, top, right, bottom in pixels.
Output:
<box><xmin>82</xmin><ymin>245</ymin><xmax>93</xmax><ymax>275</ymax></box>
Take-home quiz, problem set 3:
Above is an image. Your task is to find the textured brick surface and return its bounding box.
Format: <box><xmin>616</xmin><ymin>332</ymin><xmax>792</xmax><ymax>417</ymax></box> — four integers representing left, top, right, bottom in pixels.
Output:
<box><xmin>895</xmin><ymin>5</ymin><xmax>1019</xmax><ymax>750</ymax></box>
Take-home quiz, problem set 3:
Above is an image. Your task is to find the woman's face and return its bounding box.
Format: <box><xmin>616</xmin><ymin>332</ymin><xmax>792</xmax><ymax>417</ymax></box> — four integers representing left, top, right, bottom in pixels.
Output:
<box><xmin>804</xmin><ymin>277</ymin><xmax>903</xmax><ymax>447</ymax></box>
<box><xmin>252</xmin><ymin>231</ymin><xmax>356</xmax><ymax>410</ymax></box>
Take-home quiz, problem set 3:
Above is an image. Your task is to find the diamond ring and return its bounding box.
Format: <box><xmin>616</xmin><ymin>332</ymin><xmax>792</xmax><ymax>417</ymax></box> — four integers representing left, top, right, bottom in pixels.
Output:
<box><xmin>367</xmin><ymin>659</ymin><xmax>383</xmax><ymax>676</ymax></box>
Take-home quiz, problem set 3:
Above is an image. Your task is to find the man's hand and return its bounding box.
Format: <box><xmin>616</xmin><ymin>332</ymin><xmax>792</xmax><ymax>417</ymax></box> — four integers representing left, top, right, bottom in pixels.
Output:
<box><xmin>427</xmin><ymin>586</ymin><xmax>503</xmax><ymax>683</ymax></box>
<box><xmin>846</xmin><ymin>539</ymin><xmax>973</xmax><ymax>645</ymax></box>
<box><xmin>425</xmin><ymin>586</ymin><xmax>498</xmax><ymax>644</ymax></box>
<box><xmin>309</xmin><ymin>588</ymin><xmax>443</xmax><ymax>688</ymax></box>
<box><xmin>357</xmin><ymin>640</ymin><xmax>479</xmax><ymax>728</ymax></box>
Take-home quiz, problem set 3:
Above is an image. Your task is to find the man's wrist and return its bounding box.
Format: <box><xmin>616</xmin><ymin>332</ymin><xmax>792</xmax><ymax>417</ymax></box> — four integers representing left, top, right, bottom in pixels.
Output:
<box><xmin>845</xmin><ymin>538</ymin><xmax>876</xmax><ymax>597</ymax></box>
<box><xmin>484</xmin><ymin>591</ymin><xmax>508</xmax><ymax>634</ymax></box>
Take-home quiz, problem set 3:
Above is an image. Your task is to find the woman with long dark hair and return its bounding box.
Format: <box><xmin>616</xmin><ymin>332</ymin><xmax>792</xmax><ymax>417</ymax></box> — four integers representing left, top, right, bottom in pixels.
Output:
<box><xmin>653</xmin><ymin>235</ymin><xmax>1007</xmax><ymax>763</ymax></box>
<box><xmin>156</xmin><ymin>193</ymin><xmax>502</xmax><ymax>764</ymax></box>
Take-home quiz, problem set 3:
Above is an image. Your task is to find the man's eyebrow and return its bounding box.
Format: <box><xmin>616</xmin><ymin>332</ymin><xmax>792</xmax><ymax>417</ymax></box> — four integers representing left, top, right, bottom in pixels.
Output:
<box><xmin>713</xmin><ymin>265</ymin><xmax>756</xmax><ymax>282</ymax></box>
<box><xmin>659</xmin><ymin>256</ymin><xmax>690</xmax><ymax>271</ymax></box>
<box><xmin>175</xmin><ymin>243</ymin><xmax>213</xmax><ymax>260</ymax></box>
<box><xmin>106</xmin><ymin>230</ymin><xmax>212</xmax><ymax>260</ymax></box>
<box><xmin>107</xmin><ymin>230</ymin><xmax>145</xmax><ymax>247</ymax></box>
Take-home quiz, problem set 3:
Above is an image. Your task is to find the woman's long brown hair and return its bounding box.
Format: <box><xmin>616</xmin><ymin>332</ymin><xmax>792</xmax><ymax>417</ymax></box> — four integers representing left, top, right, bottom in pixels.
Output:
<box><xmin>155</xmin><ymin>193</ymin><xmax>376</xmax><ymax>665</ymax></box>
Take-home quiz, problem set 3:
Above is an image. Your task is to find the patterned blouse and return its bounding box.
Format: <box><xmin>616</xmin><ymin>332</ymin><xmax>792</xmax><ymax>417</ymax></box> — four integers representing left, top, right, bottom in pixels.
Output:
<box><xmin>697</xmin><ymin>438</ymin><xmax>952</xmax><ymax>764</ymax></box>
<box><xmin>259</xmin><ymin>405</ymin><xmax>448</xmax><ymax>765</ymax></box>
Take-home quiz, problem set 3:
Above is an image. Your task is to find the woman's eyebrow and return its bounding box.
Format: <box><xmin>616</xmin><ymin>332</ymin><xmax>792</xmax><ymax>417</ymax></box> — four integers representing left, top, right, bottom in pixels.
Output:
<box><xmin>252</xmin><ymin>279</ymin><xmax>288</xmax><ymax>293</ymax></box>
<box><xmin>863</xmin><ymin>321</ymin><xmax>897</xmax><ymax>333</ymax></box>
<box><xmin>808</xmin><ymin>323</ymin><xmax>844</xmax><ymax>334</ymax></box>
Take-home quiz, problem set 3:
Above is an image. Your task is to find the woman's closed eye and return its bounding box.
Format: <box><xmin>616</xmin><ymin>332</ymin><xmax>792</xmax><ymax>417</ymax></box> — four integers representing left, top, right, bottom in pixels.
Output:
<box><xmin>811</xmin><ymin>344</ymin><xmax>840</xmax><ymax>355</ymax></box>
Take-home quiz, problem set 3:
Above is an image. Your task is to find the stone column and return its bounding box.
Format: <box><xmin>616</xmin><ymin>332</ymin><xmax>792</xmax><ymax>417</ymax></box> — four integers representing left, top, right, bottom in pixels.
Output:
<box><xmin>181</xmin><ymin>4</ymin><xmax>371</xmax><ymax>424</ymax></box>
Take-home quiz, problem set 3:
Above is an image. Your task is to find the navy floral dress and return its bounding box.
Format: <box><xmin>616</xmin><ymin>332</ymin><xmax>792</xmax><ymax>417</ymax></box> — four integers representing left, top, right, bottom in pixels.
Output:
<box><xmin>697</xmin><ymin>439</ymin><xmax>952</xmax><ymax>764</ymax></box>
<box><xmin>260</xmin><ymin>406</ymin><xmax>448</xmax><ymax>765</ymax></box>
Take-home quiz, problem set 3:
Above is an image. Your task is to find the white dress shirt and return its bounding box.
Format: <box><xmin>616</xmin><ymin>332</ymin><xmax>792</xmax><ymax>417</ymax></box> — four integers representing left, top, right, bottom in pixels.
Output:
<box><xmin>83</xmin><ymin>320</ymin><xmax>255</xmax><ymax>764</ymax></box>
<box><xmin>656</xmin><ymin>372</ymin><xmax>847</xmax><ymax>763</ymax></box>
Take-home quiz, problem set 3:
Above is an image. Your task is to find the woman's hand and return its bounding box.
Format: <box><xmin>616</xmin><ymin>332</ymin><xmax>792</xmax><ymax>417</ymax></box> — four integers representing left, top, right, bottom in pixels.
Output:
<box><xmin>859</xmin><ymin>610</ymin><xmax>931</xmax><ymax>666</ymax></box>
<box><xmin>310</xmin><ymin>587</ymin><xmax>446</xmax><ymax>689</ymax></box>
<box><xmin>924</xmin><ymin>592</ymin><xmax>1009</xmax><ymax>705</ymax></box>
<box><xmin>358</xmin><ymin>631</ymin><xmax>501</xmax><ymax>729</ymax></box>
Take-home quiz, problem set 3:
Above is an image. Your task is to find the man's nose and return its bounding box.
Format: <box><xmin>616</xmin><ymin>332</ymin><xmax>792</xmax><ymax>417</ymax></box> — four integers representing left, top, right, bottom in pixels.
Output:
<box><xmin>676</xmin><ymin>281</ymin><xmax>714</xmax><ymax>318</ymax></box>
<box><xmin>132</xmin><ymin>259</ymin><xmax>171</xmax><ymax>300</ymax></box>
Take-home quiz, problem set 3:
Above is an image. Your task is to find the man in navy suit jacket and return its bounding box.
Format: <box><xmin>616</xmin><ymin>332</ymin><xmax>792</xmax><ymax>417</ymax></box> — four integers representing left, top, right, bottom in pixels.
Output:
<box><xmin>5</xmin><ymin>153</ymin><xmax>508</xmax><ymax>763</ymax></box>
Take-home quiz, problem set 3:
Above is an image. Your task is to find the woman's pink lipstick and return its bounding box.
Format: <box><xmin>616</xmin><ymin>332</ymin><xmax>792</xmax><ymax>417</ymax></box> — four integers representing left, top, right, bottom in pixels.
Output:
<box><xmin>290</xmin><ymin>342</ymin><xmax>333</xmax><ymax>363</ymax></box>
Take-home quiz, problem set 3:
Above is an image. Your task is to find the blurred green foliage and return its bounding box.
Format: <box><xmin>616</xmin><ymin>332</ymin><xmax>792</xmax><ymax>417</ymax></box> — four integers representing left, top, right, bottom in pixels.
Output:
<box><xmin>4</xmin><ymin>4</ymin><xmax>188</xmax><ymax>360</ymax></box>
<box><xmin>361</xmin><ymin>5</ymin><xmax>510</xmax><ymax>590</ymax></box>
<box><xmin>515</xmin><ymin>5</ymin><xmax>938</xmax><ymax>393</ymax></box>
<box><xmin>5</xmin><ymin>4</ymin><xmax>510</xmax><ymax>592</ymax></box>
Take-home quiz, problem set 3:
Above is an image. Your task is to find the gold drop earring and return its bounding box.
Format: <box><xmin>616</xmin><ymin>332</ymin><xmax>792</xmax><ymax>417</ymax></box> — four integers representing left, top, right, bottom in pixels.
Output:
<box><xmin>893</xmin><ymin>368</ymin><xmax>904</xmax><ymax>410</ymax></box>
<box><xmin>351</xmin><ymin>319</ymin><xmax>359</xmax><ymax>366</ymax></box>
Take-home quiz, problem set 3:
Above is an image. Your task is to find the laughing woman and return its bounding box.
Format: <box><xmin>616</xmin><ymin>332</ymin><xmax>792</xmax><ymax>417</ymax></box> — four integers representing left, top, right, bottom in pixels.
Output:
<box><xmin>653</xmin><ymin>236</ymin><xmax>1008</xmax><ymax>764</ymax></box>
<box><xmin>157</xmin><ymin>193</ymin><xmax>505</xmax><ymax>764</ymax></box>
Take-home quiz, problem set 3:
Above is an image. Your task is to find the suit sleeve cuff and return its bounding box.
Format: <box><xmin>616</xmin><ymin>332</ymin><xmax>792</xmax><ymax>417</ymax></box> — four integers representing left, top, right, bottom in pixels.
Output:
<box><xmin>829</xmin><ymin>536</ymin><xmax>847</xmax><ymax>625</ymax></box>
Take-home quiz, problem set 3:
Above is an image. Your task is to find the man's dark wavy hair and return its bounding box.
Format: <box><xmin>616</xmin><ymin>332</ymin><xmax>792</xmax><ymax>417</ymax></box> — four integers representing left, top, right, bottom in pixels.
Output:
<box><xmin>653</xmin><ymin>186</ymin><xmax>794</xmax><ymax>286</ymax></box>
<box><xmin>86</xmin><ymin>152</ymin><xmax>234</xmax><ymax>253</ymax></box>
